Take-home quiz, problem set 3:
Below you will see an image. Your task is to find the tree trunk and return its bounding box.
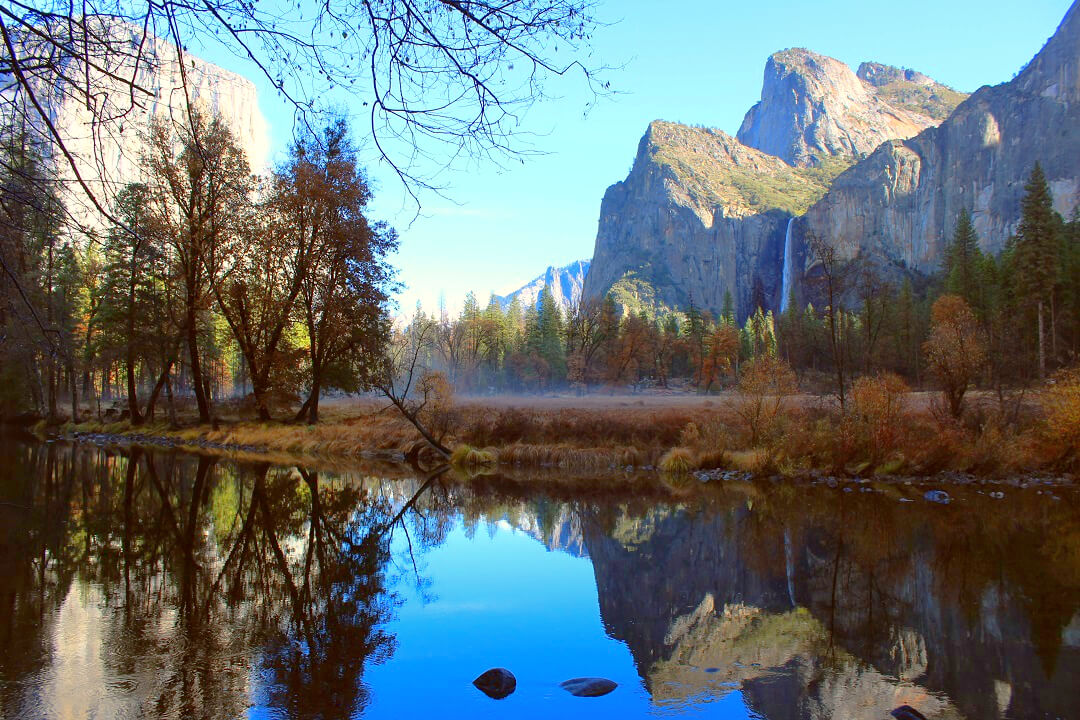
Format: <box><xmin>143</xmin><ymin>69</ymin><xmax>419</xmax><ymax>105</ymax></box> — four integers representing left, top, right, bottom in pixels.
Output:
<box><xmin>307</xmin><ymin>377</ymin><xmax>321</xmax><ymax>425</ymax></box>
<box><xmin>1037</xmin><ymin>299</ymin><xmax>1046</xmax><ymax>379</ymax></box>
<box><xmin>186</xmin><ymin>309</ymin><xmax>211</xmax><ymax>423</ymax></box>
<box><xmin>126</xmin><ymin>358</ymin><xmax>143</xmax><ymax>425</ymax></box>
<box><xmin>69</xmin><ymin>362</ymin><xmax>78</xmax><ymax>423</ymax></box>
<box><xmin>165</xmin><ymin>371</ymin><xmax>178</xmax><ymax>428</ymax></box>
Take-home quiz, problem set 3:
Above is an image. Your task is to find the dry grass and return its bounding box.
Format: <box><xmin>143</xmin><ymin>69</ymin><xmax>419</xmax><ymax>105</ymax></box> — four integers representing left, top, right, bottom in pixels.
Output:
<box><xmin>60</xmin><ymin>388</ymin><xmax>1074</xmax><ymax>478</ymax></box>
<box><xmin>659</xmin><ymin>447</ymin><xmax>697</xmax><ymax>474</ymax></box>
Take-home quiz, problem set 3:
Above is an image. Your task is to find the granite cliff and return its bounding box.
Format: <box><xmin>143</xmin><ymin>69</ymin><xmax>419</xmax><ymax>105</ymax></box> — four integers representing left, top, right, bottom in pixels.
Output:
<box><xmin>737</xmin><ymin>48</ymin><xmax>962</xmax><ymax>167</ymax></box>
<box><xmin>496</xmin><ymin>259</ymin><xmax>590</xmax><ymax>314</ymax></box>
<box><xmin>787</xmin><ymin>1</ymin><xmax>1080</xmax><ymax>304</ymax></box>
<box><xmin>585</xmin><ymin>5</ymin><xmax>1080</xmax><ymax>318</ymax></box>
<box><xmin>35</xmin><ymin>23</ymin><xmax>269</xmax><ymax>231</ymax></box>
<box><xmin>584</xmin><ymin>45</ymin><xmax>966</xmax><ymax>317</ymax></box>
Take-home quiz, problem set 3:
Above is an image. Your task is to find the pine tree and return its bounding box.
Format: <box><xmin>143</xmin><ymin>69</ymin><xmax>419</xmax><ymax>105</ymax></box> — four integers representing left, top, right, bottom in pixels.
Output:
<box><xmin>721</xmin><ymin>290</ymin><xmax>735</xmax><ymax>324</ymax></box>
<box><xmin>945</xmin><ymin>208</ymin><xmax>983</xmax><ymax>311</ymax></box>
<box><xmin>1014</xmin><ymin>163</ymin><xmax>1060</xmax><ymax>377</ymax></box>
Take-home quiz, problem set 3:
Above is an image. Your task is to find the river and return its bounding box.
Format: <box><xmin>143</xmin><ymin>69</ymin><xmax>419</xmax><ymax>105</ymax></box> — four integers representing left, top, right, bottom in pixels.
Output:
<box><xmin>1</xmin><ymin>439</ymin><xmax>1077</xmax><ymax>719</ymax></box>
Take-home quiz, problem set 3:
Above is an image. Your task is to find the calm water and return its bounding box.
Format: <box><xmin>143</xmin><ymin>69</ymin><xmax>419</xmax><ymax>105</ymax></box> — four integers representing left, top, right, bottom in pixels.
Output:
<box><xmin>1</xmin><ymin>440</ymin><xmax>1078</xmax><ymax>719</ymax></box>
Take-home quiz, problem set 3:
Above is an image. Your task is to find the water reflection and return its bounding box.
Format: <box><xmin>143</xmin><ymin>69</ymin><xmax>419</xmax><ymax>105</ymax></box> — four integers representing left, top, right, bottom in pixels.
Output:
<box><xmin>1</xmin><ymin>440</ymin><xmax>1078</xmax><ymax>719</ymax></box>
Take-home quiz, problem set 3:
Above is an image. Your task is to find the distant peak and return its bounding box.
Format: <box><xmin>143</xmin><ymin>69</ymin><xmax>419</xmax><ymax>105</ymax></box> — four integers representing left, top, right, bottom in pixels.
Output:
<box><xmin>857</xmin><ymin>61</ymin><xmax>934</xmax><ymax>87</ymax></box>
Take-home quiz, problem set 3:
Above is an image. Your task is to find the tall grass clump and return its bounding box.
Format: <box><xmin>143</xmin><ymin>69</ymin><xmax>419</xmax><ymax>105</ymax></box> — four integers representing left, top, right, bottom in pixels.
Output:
<box><xmin>450</xmin><ymin>444</ymin><xmax>497</xmax><ymax>469</ymax></box>
<box><xmin>659</xmin><ymin>447</ymin><xmax>697</xmax><ymax>474</ymax></box>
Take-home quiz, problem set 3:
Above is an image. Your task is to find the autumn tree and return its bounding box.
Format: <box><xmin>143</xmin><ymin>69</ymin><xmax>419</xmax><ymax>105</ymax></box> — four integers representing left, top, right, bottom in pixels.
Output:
<box><xmin>143</xmin><ymin>112</ymin><xmax>252</xmax><ymax>422</ymax></box>
<box><xmin>923</xmin><ymin>294</ymin><xmax>986</xmax><ymax>419</ymax></box>
<box><xmin>735</xmin><ymin>355</ymin><xmax>798</xmax><ymax>445</ymax></box>
<box><xmin>283</xmin><ymin>122</ymin><xmax>397</xmax><ymax>422</ymax></box>
<box><xmin>700</xmin><ymin>322</ymin><xmax>739</xmax><ymax>392</ymax></box>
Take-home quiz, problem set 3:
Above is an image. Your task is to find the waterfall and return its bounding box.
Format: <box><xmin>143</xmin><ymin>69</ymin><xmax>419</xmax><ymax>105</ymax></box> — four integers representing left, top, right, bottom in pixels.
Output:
<box><xmin>779</xmin><ymin>217</ymin><xmax>794</xmax><ymax>313</ymax></box>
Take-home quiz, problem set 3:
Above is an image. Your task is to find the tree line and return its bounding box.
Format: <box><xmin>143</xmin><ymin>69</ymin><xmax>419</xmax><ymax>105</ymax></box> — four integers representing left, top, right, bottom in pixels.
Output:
<box><xmin>0</xmin><ymin>113</ymin><xmax>395</xmax><ymax>425</ymax></box>
<box><xmin>395</xmin><ymin>163</ymin><xmax>1080</xmax><ymax>411</ymax></box>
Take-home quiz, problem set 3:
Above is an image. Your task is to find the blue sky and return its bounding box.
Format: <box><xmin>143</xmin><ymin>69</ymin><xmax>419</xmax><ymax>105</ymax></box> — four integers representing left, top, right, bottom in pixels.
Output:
<box><xmin>202</xmin><ymin>0</ymin><xmax>1074</xmax><ymax>314</ymax></box>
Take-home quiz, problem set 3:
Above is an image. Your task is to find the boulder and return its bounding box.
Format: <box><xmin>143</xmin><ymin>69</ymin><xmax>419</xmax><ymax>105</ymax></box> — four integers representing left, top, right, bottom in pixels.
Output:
<box><xmin>472</xmin><ymin>668</ymin><xmax>516</xmax><ymax>699</ymax></box>
<box><xmin>559</xmin><ymin>677</ymin><xmax>618</xmax><ymax>697</ymax></box>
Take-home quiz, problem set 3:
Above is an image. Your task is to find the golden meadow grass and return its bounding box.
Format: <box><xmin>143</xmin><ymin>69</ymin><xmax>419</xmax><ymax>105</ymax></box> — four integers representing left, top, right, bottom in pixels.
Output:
<box><xmin>63</xmin><ymin>386</ymin><xmax>1080</xmax><ymax>478</ymax></box>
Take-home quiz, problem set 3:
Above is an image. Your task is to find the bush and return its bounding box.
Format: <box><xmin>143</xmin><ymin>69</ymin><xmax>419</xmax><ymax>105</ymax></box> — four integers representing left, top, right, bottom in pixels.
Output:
<box><xmin>450</xmin><ymin>444</ymin><xmax>497</xmax><ymax>469</ymax></box>
<box><xmin>849</xmin><ymin>373</ymin><xmax>909</xmax><ymax>461</ymax></box>
<box><xmin>735</xmin><ymin>356</ymin><xmax>798</xmax><ymax>445</ymax></box>
<box><xmin>659</xmin><ymin>446</ymin><xmax>697</xmax><ymax>474</ymax></box>
<box><xmin>1042</xmin><ymin>367</ymin><xmax>1080</xmax><ymax>459</ymax></box>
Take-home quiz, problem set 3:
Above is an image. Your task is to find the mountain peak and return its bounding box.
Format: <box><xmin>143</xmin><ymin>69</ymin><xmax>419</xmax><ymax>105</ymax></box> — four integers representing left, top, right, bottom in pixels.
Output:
<box><xmin>496</xmin><ymin>259</ymin><xmax>590</xmax><ymax>313</ymax></box>
<box><xmin>737</xmin><ymin>48</ymin><xmax>965</xmax><ymax>166</ymax></box>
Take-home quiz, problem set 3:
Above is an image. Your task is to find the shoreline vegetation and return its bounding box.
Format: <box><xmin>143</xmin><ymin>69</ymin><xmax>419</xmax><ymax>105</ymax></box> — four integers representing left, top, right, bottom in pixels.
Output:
<box><xmin>33</xmin><ymin>384</ymin><xmax>1080</xmax><ymax>482</ymax></box>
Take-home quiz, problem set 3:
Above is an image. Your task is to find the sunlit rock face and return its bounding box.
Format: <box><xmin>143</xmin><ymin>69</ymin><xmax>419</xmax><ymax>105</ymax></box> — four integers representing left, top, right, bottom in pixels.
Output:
<box><xmin>583</xmin><ymin>49</ymin><xmax>964</xmax><ymax>318</ymax></box>
<box><xmin>581</xmin><ymin>121</ymin><xmax>819</xmax><ymax>318</ymax></box>
<box><xmin>29</xmin><ymin>22</ymin><xmax>269</xmax><ymax>231</ymax></box>
<box><xmin>736</xmin><ymin>49</ymin><xmax>957</xmax><ymax>168</ymax></box>
<box><xmin>791</xmin><ymin>1</ymin><xmax>1080</xmax><ymax>295</ymax></box>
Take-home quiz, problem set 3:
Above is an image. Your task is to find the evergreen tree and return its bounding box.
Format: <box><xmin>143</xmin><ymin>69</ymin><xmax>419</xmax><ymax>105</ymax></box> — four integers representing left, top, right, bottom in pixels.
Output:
<box><xmin>1014</xmin><ymin>163</ymin><xmax>1060</xmax><ymax>377</ymax></box>
<box><xmin>721</xmin><ymin>290</ymin><xmax>735</xmax><ymax>324</ymax></box>
<box><xmin>945</xmin><ymin>208</ymin><xmax>983</xmax><ymax>311</ymax></box>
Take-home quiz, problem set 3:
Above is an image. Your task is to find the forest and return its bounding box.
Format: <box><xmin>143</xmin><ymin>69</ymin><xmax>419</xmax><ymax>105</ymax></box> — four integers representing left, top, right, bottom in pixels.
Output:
<box><xmin>396</xmin><ymin>164</ymin><xmax>1080</xmax><ymax>412</ymax></box>
<box><xmin>3</xmin><ymin>109</ymin><xmax>1080</xmax><ymax>431</ymax></box>
<box><xmin>1</xmin><ymin>114</ymin><xmax>396</xmax><ymax>426</ymax></box>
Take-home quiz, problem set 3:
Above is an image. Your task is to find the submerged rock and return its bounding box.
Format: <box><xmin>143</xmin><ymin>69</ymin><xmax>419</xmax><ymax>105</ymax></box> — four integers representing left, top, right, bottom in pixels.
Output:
<box><xmin>472</xmin><ymin>668</ymin><xmax>516</xmax><ymax>699</ymax></box>
<box><xmin>924</xmin><ymin>490</ymin><xmax>951</xmax><ymax>505</ymax></box>
<box><xmin>560</xmin><ymin>677</ymin><xmax>618</xmax><ymax>697</ymax></box>
<box><xmin>891</xmin><ymin>705</ymin><xmax>928</xmax><ymax>720</ymax></box>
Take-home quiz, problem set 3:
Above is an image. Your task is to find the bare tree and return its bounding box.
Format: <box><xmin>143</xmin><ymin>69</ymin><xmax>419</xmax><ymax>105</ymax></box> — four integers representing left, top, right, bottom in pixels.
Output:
<box><xmin>0</xmin><ymin>1</ymin><xmax>607</xmax><ymax>215</ymax></box>
<box><xmin>806</xmin><ymin>231</ymin><xmax>856</xmax><ymax>409</ymax></box>
<box><xmin>375</xmin><ymin>314</ymin><xmax>451</xmax><ymax>457</ymax></box>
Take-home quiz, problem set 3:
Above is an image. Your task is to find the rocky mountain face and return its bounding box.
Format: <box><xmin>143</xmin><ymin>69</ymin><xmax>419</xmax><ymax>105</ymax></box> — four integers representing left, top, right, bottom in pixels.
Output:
<box><xmin>584</xmin><ymin>44</ymin><xmax>967</xmax><ymax>317</ymax></box>
<box><xmin>41</xmin><ymin>23</ymin><xmax>269</xmax><ymax>230</ymax></box>
<box><xmin>736</xmin><ymin>48</ymin><xmax>959</xmax><ymax>167</ymax></box>
<box><xmin>788</xmin><ymin>1</ymin><xmax>1080</xmax><ymax>299</ymax></box>
<box><xmin>582</xmin><ymin>121</ymin><xmax>838</xmax><ymax>315</ymax></box>
<box><xmin>496</xmin><ymin>259</ymin><xmax>590</xmax><ymax>314</ymax></box>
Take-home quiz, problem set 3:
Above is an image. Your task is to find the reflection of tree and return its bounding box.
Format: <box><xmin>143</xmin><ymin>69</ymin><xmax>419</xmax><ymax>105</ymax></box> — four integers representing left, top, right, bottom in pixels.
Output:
<box><xmin>0</xmin><ymin>443</ymin><xmax>432</xmax><ymax>718</ymax></box>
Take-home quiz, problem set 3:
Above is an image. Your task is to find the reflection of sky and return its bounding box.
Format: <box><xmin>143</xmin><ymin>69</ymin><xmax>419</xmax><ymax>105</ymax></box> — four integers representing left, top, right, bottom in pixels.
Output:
<box><xmin>350</xmin><ymin>521</ymin><xmax>756</xmax><ymax>718</ymax></box>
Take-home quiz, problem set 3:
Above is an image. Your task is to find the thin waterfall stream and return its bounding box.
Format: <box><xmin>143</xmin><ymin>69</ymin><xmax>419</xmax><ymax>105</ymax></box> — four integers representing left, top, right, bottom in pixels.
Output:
<box><xmin>780</xmin><ymin>217</ymin><xmax>794</xmax><ymax>313</ymax></box>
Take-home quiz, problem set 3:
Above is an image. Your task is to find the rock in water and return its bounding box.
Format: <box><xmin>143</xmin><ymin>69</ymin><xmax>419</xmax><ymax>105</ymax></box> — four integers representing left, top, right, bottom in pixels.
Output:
<box><xmin>560</xmin><ymin>677</ymin><xmax>618</xmax><ymax>697</ymax></box>
<box><xmin>924</xmin><ymin>490</ymin><xmax>951</xmax><ymax>505</ymax></box>
<box><xmin>891</xmin><ymin>705</ymin><xmax>928</xmax><ymax>720</ymax></box>
<box><xmin>472</xmin><ymin>668</ymin><xmax>516</xmax><ymax>699</ymax></box>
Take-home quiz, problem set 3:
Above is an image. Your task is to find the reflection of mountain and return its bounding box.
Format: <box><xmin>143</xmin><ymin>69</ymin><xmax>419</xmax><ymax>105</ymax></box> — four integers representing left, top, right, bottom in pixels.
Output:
<box><xmin>581</xmin><ymin>489</ymin><xmax>1080</xmax><ymax>720</ymax></box>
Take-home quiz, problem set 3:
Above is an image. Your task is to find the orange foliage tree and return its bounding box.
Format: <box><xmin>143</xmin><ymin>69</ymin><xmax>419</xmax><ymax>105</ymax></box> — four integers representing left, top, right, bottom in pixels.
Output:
<box><xmin>735</xmin><ymin>355</ymin><xmax>798</xmax><ymax>445</ymax></box>
<box><xmin>923</xmin><ymin>294</ymin><xmax>985</xmax><ymax>419</ymax></box>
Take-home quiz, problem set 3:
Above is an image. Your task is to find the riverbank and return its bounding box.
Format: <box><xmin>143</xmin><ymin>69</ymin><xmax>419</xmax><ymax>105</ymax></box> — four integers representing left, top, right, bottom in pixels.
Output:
<box><xmin>49</xmin><ymin>390</ymin><xmax>1077</xmax><ymax>481</ymax></box>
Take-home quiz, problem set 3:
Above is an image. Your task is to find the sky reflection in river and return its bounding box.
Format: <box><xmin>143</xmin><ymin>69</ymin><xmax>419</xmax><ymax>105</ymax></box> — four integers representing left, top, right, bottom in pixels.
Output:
<box><xmin>1</xmin><ymin>439</ymin><xmax>1077</xmax><ymax>719</ymax></box>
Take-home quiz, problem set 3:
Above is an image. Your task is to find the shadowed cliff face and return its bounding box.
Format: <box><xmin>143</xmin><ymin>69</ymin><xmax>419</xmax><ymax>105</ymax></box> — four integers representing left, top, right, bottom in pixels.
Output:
<box><xmin>584</xmin><ymin>47</ymin><xmax>964</xmax><ymax>318</ymax></box>
<box><xmin>581</xmin><ymin>484</ymin><xmax>1080</xmax><ymax>720</ymax></box>
<box><xmin>791</xmin><ymin>1</ymin><xmax>1080</xmax><ymax>294</ymax></box>
<box><xmin>581</xmin><ymin>121</ymin><xmax>832</xmax><ymax>317</ymax></box>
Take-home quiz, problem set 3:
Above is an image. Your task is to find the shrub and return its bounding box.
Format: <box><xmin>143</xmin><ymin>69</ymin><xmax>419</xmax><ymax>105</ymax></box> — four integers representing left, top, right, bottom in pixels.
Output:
<box><xmin>659</xmin><ymin>446</ymin><xmax>697</xmax><ymax>474</ymax></box>
<box><xmin>450</xmin><ymin>444</ymin><xmax>497</xmax><ymax>469</ymax></box>
<box><xmin>735</xmin><ymin>356</ymin><xmax>798</xmax><ymax>445</ymax></box>
<box><xmin>849</xmin><ymin>372</ymin><xmax>909</xmax><ymax>461</ymax></box>
<box><xmin>1042</xmin><ymin>367</ymin><xmax>1080</xmax><ymax>459</ymax></box>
